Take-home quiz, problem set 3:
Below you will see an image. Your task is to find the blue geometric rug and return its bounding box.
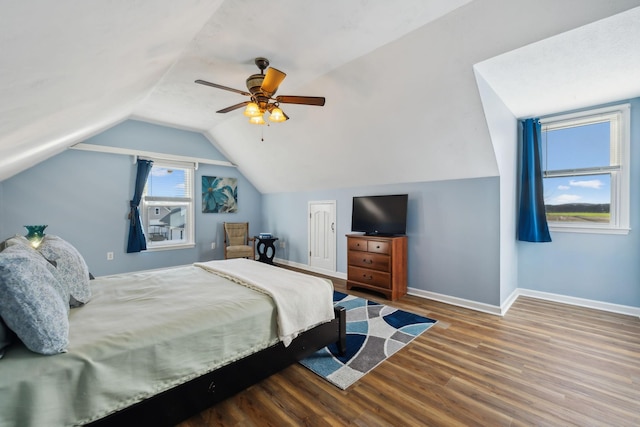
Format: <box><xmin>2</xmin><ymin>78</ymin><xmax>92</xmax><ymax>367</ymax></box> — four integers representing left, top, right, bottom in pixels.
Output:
<box><xmin>300</xmin><ymin>291</ymin><xmax>437</xmax><ymax>389</ymax></box>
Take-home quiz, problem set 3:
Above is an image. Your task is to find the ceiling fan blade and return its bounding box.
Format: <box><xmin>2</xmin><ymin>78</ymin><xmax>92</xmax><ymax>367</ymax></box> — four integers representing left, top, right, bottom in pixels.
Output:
<box><xmin>276</xmin><ymin>95</ymin><xmax>325</xmax><ymax>106</ymax></box>
<box><xmin>261</xmin><ymin>68</ymin><xmax>286</xmax><ymax>95</ymax></box>
<box><xmin>195</xmin><ymin>79</ymin><xmax>251</xmax><ymax>97</ymax></box>
<box><xmin>217</xmin><ymin>101</ymin><xmax>249</xmax><ymax>113</ymax></box>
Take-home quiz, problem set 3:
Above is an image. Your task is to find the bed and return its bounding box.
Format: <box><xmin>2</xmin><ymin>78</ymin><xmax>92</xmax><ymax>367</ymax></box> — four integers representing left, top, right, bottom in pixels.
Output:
<box><xmin>0</xmin><ymin>236</ymin><xmax>346</xmax><ymax>427</ymax></box>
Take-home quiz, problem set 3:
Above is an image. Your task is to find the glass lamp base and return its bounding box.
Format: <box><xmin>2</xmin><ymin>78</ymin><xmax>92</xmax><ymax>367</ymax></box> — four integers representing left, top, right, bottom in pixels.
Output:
<box><xmin>24</xmin><ymin>225</ymin><xmax>47</xmax><ymax>248</ymax></box>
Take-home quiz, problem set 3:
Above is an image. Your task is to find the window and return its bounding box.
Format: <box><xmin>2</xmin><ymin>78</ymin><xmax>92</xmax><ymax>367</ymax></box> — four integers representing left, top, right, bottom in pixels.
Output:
<box><xmin>540</xmin><ymin>103</ymin><xmax>630</xmax><ymax>234</ymax></box>
<box><xmin>141</xmin><ymin>160</ymin><xmax>195</xmax><ymax>249</ymax></box>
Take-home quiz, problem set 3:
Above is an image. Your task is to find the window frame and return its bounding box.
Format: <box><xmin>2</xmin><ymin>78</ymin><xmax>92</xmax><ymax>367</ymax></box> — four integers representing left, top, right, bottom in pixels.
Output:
<box><xmin>141</xmin><ymin>159</ymin><xmax>196</xmax><ymax>251</ymax></box>
<box><xmin>539</xmin><ymin>103</ymin><xmax>630</xmax><ymax>235</ymax></box>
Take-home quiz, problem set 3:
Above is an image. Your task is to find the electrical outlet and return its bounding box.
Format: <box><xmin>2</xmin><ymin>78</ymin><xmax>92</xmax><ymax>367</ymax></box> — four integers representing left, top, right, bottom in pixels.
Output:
<box><xmin>280</xmin><ymin>241</ymin><xmax>286</xmax><ymax>249</ymax></box>
<box><xmin>107</xmin><ymin>252</ymin><xmax>114</xmax><ymax>261</ymax></box>
<box><xmin>211</xmin><ymin>242</ymin><xmax>216</xmax><ymax>250</ymax></box>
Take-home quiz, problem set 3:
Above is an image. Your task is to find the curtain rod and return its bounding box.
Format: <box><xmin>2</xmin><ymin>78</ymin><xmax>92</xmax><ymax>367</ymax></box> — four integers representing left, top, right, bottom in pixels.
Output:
<box><xmin>70</xmin><ymin>143</ymin><xmax>237</xmax><ymax>168</ymax></box>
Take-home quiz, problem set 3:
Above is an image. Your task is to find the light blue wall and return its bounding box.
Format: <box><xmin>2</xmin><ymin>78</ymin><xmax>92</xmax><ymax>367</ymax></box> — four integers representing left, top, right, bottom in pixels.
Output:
<box><xmin>0</xmin><ymin>120</ymin><xmax>263</xmax><ymax>276</ymax></box>
<box><xmin>518</xmin><ymin>98</ymin><xmax>640</xmax><ymax>307</ymax></box>
<box><xmin>263</xmin><ymin>177</ymin><xmax>502</xmax><ymax>306</ymax></box>
<box><xmin>1</xmin><ymin>112</ymin><xmax>636</xmax><ymax>309</ymax></box>
<box><xmin>475</xmin><ymin>71</ymin><xmax>520</xmax><ymax>305</ymax></box>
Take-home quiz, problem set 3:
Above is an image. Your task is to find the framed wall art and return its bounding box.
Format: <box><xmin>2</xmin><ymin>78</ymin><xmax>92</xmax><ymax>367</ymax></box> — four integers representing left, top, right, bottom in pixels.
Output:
<box><xmin>202</xmin><ymin>176</ymin><xmax>238</xmax><ymax>213</ymax></box>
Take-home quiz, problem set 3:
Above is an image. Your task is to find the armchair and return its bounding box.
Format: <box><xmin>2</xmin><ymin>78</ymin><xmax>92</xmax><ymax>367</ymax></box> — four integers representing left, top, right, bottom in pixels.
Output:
<box><xmin>223</xmin><ymin>222</ymin><xmax>255</xmax><ymax>260</ymax></box>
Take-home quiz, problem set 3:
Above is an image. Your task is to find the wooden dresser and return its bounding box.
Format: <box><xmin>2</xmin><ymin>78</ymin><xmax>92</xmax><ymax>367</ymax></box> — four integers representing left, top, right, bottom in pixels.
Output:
<box><xmin>346</xmin><ymin>234</ymin><xmax>407</xmax><ymax>301</ymax></box>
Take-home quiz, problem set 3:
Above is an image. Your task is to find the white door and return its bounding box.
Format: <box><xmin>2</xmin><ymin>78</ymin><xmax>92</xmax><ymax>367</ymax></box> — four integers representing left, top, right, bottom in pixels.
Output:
<box><xmin>308</xmin><ymin>200</ymin><xmax>336</xmax><ymax>272</ymax></box>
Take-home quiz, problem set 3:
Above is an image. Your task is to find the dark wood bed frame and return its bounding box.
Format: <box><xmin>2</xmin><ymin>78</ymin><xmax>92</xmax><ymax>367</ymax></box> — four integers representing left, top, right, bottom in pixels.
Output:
<box><xmin>88</xmin><ymin>306</ymin><xmax>346</xmax><ymax>427</ymax></box>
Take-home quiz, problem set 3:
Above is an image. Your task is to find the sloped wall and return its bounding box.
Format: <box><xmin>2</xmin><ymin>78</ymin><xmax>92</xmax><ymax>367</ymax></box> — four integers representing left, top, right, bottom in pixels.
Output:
<box><xmin>0</xmin><ymin>120</ymin><xmax>263</xmax><ymax>276</ymax></box>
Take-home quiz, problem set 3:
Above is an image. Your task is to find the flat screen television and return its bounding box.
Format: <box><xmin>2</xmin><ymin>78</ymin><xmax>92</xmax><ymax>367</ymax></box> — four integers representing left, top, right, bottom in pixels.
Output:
<box><xmin>351</xmin><ymin>194</ymin><xmax>408</xmax><ymax>236</ymax></box>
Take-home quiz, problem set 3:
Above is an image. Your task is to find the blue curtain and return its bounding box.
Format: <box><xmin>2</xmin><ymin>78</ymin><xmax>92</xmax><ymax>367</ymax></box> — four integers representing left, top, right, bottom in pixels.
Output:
<box><xmin>127</xmin><ymin>159</ymin><xmax>153</xmax><ymax>253</ymax></box>
<box><xmin>518</xmin><ymin>118</ymin><xmax>551</xmax><ymax>242</ymax></box>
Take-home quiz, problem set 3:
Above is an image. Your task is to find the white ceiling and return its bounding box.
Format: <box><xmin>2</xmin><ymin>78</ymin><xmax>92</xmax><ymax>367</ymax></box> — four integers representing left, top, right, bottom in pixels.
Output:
<box><xmin>475</xmin><ymin>5</ymin><xmax>640</xmax><ymax>119</ymax></box>
<box><xmin>132</xmin><ymin>0</ymin><xmax>473</xmax><ymax>131</ymax></box>
<box><xmin>2</xmin><ymin>1</ymin><xmax>640</xmax><ymax>192</ymax></box>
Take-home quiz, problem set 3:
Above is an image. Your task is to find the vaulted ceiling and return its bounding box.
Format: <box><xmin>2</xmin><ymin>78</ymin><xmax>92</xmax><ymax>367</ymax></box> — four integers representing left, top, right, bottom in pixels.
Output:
<box><xmin>2</xmin><ymin>1</ymin><xmax>640</xmax><ymax>193</ymax></box>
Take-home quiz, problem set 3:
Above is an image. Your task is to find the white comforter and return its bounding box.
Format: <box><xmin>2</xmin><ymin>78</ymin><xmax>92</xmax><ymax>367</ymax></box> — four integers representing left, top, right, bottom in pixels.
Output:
<box><xmin>194</xmin><ymin>259</ymin><xmax>335</xmax><ymax>346</ymax></box>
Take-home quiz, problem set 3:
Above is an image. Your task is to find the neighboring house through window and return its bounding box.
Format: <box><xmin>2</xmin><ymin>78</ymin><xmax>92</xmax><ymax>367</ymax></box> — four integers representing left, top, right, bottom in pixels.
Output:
<box><xmin>141</xmin><ymin>160</ymin><xmax>195</xmax><ymax>249</ymax></box>
<box><xmin>540</xmin><ymin>103</ymin><xmax>630</xmax><ymax>234</ymax></box>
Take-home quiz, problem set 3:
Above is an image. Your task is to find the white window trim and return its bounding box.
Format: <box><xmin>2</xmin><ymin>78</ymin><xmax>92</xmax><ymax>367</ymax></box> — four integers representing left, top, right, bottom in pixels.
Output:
<box><xmin>539</xmin><ymin>103</ymin><xmax>630</xmax><ymax>235</ymax></box>
<box><xmin>142</xmin><ymin>159</ymin><xmax>196</xmax><ymax>251</ymax></box>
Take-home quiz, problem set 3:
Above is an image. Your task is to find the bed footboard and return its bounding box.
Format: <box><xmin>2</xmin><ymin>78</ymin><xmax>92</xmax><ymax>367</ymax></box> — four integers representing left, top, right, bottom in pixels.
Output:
<box><xmin>89</xmin><ymin>306</ymin><xmax>347</xmax><ymax>427</ymax></box>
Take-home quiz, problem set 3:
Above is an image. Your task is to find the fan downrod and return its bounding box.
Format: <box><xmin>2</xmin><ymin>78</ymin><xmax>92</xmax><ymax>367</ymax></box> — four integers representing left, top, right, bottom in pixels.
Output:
<box><xmin>255</xmin><ymin>57</ymin><xmax>269</xmax><ymax>73</ymax></box>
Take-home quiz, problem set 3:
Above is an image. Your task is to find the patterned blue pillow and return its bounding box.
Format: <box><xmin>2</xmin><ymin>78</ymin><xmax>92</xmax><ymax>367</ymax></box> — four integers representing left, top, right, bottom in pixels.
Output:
<box><xmin>38</xmin><ymin>235</ymin><xmax>91</xmax><ymax>308</ymax></box>
<box><xmin>0</xmin><ymin>244</ymin><xmax>69</xmax><ymax>355</ymax></box>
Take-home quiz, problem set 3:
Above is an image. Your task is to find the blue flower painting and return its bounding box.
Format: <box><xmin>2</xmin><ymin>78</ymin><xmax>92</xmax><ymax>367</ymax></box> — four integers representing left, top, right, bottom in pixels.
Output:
<box><xmin>202</xmin><ymin>176</ymin><xmax>238</xmax><ymax>213</ymax></box>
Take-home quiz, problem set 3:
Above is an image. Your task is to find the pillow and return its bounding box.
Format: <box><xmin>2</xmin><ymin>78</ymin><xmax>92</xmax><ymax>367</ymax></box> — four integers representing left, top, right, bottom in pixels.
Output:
<box><xmin>0</xmin><ymin>317</ymin><xmax>12</xmax><ymax>359</ymax></box>
<box><xmin>37</xmin><ymin>235</ymin><xmax>91</xmax><ymax>307</ymax></box>
<box><xmin>0</xmin><ymin>235</ymin><xmax>31</xmax><ymax>252</ymax></box>
<box><xmin>0</xmin><ymin>244</ymin><xmax>69</xmax><ymax>355</ymax></box>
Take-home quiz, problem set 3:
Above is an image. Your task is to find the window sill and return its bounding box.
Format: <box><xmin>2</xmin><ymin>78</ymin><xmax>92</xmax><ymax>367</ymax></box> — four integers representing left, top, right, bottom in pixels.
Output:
<box><xmin>548</xmin><ymin>225</ymin><xmax>630</xmax><ymax>236</ymax></box>
<box><xmin>146</xmin><ymin>242</ymin><xmax>196</xmax><ymax>252</ymax></box>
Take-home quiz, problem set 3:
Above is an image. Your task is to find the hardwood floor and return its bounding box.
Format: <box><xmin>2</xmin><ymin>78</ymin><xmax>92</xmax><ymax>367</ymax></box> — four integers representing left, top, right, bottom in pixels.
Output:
<box><xmin>178</xmin><ymin>274</ymin><xmax>640</xmax><ymax>426</ymax></box>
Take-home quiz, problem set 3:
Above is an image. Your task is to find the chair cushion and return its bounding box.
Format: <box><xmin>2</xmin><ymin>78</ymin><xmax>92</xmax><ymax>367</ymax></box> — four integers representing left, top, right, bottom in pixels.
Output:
<box><xmin>226</xmin><ymin>245</ymin><xmax>254</xmax><ymax>258</ymax></box>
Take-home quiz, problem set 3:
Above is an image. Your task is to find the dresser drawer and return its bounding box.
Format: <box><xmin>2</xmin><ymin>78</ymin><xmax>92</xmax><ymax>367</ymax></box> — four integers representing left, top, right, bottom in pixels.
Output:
<box><xmin>348</xmin><ymin>266</ymin><xmax>391</xmax><ymax>289</ymax></box>
<box><xmin>367</xmin><ymin>240</ymin><xmax>390</xmax><ymax>254</ymax></box>
<box><xmin>348</xmin><ymin>238</ymin><xmax>368</xmax><ymax>252</ymax></box>
<box><xmin>348</xmin><ymin>251</ymin><xmax>390</xmax><ymax>272</ymax></box>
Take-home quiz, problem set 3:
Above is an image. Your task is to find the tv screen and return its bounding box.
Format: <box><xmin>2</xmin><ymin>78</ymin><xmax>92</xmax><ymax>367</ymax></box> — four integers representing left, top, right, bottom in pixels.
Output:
<box><xmin>351</xmin><ymin>194</ymin><xmax>408</xmax><ymax>236</ymax></box>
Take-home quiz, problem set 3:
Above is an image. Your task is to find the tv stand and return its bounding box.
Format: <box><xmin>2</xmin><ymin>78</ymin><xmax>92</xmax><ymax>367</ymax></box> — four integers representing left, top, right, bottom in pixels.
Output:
<box><xmin>346</xmin><ymin>234</ymin><xmax>407</xmax><ymax>301</ymax></box>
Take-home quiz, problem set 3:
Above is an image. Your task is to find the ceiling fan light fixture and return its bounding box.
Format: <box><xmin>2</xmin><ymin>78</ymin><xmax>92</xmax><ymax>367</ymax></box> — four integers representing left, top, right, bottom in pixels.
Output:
<box><xmin>243</xmin><ymin>102</ymin><xmax>261</xmax><ymax>117</ymax></box>
<box><xmin>269</xmin><ymin>107</ymin><xmax>286</xmax><ymax>123</ymax></box>
<box><xmin>196</xmin><ymin>57</ymin><xmax>326</xmax><ymax>125</ymax></box>
<box><xmin>248</xmin><ymin>115</ymin><xmax>265</xmax><ymax>125</ymax></box>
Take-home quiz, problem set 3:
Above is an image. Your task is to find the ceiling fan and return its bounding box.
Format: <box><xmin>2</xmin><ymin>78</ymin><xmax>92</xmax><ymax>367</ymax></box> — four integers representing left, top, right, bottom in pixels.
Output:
<box><xmin>195</xmin><ymin>57</ymin><xmax>325</xmax><ymax>124</ymax></box>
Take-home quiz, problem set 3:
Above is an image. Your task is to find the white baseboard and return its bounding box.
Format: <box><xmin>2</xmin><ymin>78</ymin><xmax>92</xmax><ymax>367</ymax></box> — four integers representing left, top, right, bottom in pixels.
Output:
<box><xmin>411</xmin><ymin>287</ymin><xmax>640</xmax><ymax>318</ymax></box>
<box><xmin>276</xmin><ymin>259</ymin><xmax>640</xmax><ymax>318</ymax></box>
<box><xmin>408</xmin><ymin>288</ymin><xmax>505</xmax><ymax>316</ymax></box>
<box><xmin>407</xmin><ymin>287</ymin><xmax>640</xmax><ymax>318</ymax></box>
<box><xmin>500</xmin><ymin>288</ymin><xmax>520</xmax><ymax>315</ymax></box>
<box><xmin>274</xmin><ymin>258</ymin><xmax>347</xmax><ymax>280</ymax></box>
<box><xmin>516</xmin><ymin>288</ymin><xmax>640</xmax><ymax>318</ymax></box>
<box><xmin>276</xmin><ymin>259</ymin><xmax>640</xmax><ymax>317</ymax></box>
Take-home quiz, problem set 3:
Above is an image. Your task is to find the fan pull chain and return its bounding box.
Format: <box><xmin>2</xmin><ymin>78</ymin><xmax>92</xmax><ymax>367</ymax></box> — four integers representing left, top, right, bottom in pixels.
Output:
<box><xmin>261</xmin><ymin>122</ymin><xmax>271</xmax><ymax>142</ymax></box>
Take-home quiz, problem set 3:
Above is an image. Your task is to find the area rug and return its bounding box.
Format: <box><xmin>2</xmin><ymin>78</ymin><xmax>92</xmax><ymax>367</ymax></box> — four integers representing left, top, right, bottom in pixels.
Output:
<box><xmin>300</xmin><ymin>291</ymin><xmax>437</xmax><ymax>390</ymax></box>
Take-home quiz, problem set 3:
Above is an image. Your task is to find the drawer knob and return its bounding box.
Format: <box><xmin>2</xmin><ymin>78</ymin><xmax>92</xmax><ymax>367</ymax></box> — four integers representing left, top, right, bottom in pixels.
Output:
<box><xmin>363</xmin><ymin>258</ymin><xmax>372</xmax><ymax>264</ymax></box>
<box><xmin>363</xmin><ymin>274</ymin><xmax>373</xmax><ymax>280</ymax></box>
